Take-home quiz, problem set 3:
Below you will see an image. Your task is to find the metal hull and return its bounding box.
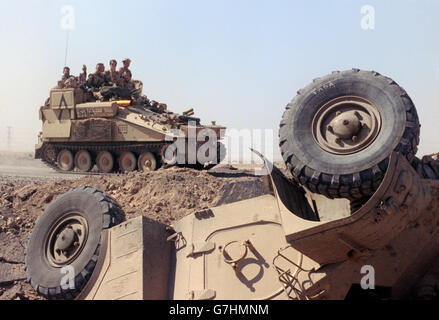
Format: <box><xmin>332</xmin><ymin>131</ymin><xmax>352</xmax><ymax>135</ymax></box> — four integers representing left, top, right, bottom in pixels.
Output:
<box><xmin>79</xmin><ymin>152</ymin><xmax>439</xmax><ymax>300</ymax></box>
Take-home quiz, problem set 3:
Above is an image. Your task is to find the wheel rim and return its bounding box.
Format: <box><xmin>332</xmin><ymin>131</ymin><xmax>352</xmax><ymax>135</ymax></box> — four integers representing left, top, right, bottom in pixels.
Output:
<box><xmin>43</xmin><ymin>145</ymin><xmax>57</xmax><ymax>163</ymax></box>
<box><xmin>45</xmin><ymin>213</ymin><xmax>88</xmax><ymax>267</ymax></box>
<box><xmin>75</xmin><ymin>150</ymin><xmax>92</xmax><ymax>172</ymax></box>
<box><xmin>138</xmin><ymin>152</ymin><xmax>157</xmax><ymax>171</ymax></box>
<box><xmin>96</xmin><ymin>151</ymin><xmax>114</xmax><ymax>173</ymax></box>
<box><xmin>57</xmin><ymin>150</ymin><xmax>74</xmax><ymax>171</ymax></box>
<box><xmin>312</xmin><ymin>96</ymin><xmax>382</xmax><ymax>155</ymax></box>
<box><xmin>119</xmin><ymin>151</ymin><xmax>137</xmax><ymax>172</ymax></box>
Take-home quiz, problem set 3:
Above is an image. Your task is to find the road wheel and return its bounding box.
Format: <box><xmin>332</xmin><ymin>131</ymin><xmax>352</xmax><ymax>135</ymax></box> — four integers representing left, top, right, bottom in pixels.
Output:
<box><xmin>118</xmin><ymin>151</ymin><xmax>137</xmax><ymax>172</ymax></box>
<box><xmin>96</xmin><ymin>151</ymin><xmax>114</xmax><ymax>173</ymax></box>
<box><xmin>279</xmin><ymin>69</ymin><xmax>420</xmax><ymax>200</ymax></box>
<box><xmin>57</xmin><ymin>149</ymin><xmax>74</xmax><ymax>171</ymax></box>
<box><xmin>138</xmin><ymin>152</ymin><xmax>157</xmax><ymax>171</ymax></box>
<box><xmin>42</xmin><ymin>144</ymin><xmax>57</xmax><ymax>163</ymax></box>
<box><xmin>74</xmin><ymin>150</ymin><xmax>93</xmax><ymax>172</ymax></box>
<box><xmin>25</xmin><ymin>187</ymin><xmax>125</xmax><ymax>299</ymax></box>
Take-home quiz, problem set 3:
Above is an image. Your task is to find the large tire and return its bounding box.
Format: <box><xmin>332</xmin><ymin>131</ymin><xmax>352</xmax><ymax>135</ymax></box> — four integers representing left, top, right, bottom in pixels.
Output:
<box><xmin>279</xmin><ymin>69</ymin><xmax>420</xmax><ymax>200</ymax></box>
<box><xmin>25</xmin><ymin>187</ymin><xmax>125</xmax><ymax>299</ymax></box>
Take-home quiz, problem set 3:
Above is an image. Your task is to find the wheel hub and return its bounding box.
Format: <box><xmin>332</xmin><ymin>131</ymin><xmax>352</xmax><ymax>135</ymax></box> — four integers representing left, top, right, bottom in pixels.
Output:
<box><xmin>46</xmin><ymin>214</ymin><xmax>88</xmax><ymax>267</ymax></box>
<box><xmin>55</xmin><ymin>228</ymin><xmax>75</xmax><ymax>251</ymax></box>
<box><xmin>330</xmin><ymin>111</ymin><xmax>361</xmax><ymax>139</ymax></box>
<box><xmin>97</xmin><ymin>151</ymin><xmax>114</xmax><ymax>173</ymax></box>
<box><xmin>125</xmin><ymin>159</ymin><xmax>133</xmax><ymax>167</ymax></box>
<box><xmin>60</xmin><ymin>154</ymin><xmax>71</xmax><ymax>166</ymax></box>
<box><xmin>43</xmin><ymin>145</ymin><xmax>57</xmax><ymax>163</ymax></box>
<box><xmin>119</xmin><ymin>152</ymin><xmax>136</xmax><ymax>172</ymax></box>
<box><xmin>312</xmin><ymin>96</ymin><xmax>381</xmax><ymax>155</ymax></box>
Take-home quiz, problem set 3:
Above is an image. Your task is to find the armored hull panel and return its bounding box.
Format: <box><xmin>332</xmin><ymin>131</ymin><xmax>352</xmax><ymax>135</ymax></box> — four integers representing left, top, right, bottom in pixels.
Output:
<box><xmin>36</xmin><ymin>88</ymin><xmax>226</xmax><ymax>173</ymax></box>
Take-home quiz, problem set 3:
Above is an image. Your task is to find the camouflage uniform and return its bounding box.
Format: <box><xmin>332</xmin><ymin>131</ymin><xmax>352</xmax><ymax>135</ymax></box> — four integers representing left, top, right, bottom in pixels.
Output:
<box><xmin>64</xmin><ymin>76</ymin><xmax>79</xmax><ymax>88</ymax></box>
<box><xmin>105</xmin><ymin>70</ymin><xmax>121</xmax><ymax>86</ymax></box>
<box><xmin>119</xmin><ymin>57</ymin><xmax>132</xmax><ymax>77</ymax></box>
<box><xmin>86</xmin><ymin>72</ymin><xmax>108</xmax><ymax>89</ymax></box>
<box><xmin>99</xmin><ymin>77</ymin><xmax>133</xmax><ymax>100</ymax></box>
<box><xmin>56</xmin><ymin>74</ymin><xmax>70</xmax><ymax>89</ymax></box>
<box><xmin>120</xmin><ymin>78</ymin><xmax>135</xmax><ymax>91</ymax></box>
<box><xmin>99</xmin><ymin>86</ymin><xmax>131</xmax><ymax>100</ymax></box>
<box><xmin>99</xmin><ymin>69</ymin><xmax>130</xmax><ymax>100</ymax></box>
<box><xmin>119</xmin><ymin>66</ymin><xmax>132</xmax><ymax>80</ymax></box>
<box><xmin>100</xmin><ymin>78</ymin><xmax>138</xmax><ymax>101</ymax></box>
<box><xmin>79</xmin><ymin>71</ymin><xmax>87</xmax><ymax>85</ymax></box>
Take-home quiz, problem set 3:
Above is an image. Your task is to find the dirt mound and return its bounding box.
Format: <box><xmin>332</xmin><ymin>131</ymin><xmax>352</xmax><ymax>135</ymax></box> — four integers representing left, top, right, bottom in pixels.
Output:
<box><xmin>0</xmin><ymin>166</ymin><xmax>265</xmax><ymax>300</ymax></box>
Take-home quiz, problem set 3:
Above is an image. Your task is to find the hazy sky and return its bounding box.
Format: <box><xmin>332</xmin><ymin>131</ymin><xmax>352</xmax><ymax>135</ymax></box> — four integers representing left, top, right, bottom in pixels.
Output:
<box><xmin>0</xmin><ymin>0</ymin><xmax>438</xmax><ymax>161</ymax></box>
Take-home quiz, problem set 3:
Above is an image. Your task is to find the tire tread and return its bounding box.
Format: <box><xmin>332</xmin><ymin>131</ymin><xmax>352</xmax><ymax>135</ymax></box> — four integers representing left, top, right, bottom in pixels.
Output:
<box><xmin>25</xmin><ymin>187</ymin><xmax>125</xmax><ymax>299</ymax></box>
<box><xmin>279</xmin><ymin>70</ymin><xmax>420</xmax><ymax>200</ymax></box>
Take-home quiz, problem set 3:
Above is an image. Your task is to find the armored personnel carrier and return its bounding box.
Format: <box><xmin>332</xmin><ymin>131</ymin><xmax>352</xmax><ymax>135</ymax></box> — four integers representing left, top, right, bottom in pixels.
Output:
<box><xmin>35</xmin><ymin>85</ymin><xmax>226</xmax><ymax>173</ymax></box>
<box><xmin>26</xmin><ymin>70</ymin><xmax>439</xmax><ymax>300</ymax></box>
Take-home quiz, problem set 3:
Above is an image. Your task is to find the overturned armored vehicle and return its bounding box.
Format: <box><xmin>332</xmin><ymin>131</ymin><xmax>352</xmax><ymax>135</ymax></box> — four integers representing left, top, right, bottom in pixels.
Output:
<box><xmin>35</xmin><ymin>85</ymin><xmax>226</xmax><ymax>173</ymax></box>
<box><xmin>26</xmin><ymin>70</ymin><xmax>439</xmax><ymax>300</ymax></box>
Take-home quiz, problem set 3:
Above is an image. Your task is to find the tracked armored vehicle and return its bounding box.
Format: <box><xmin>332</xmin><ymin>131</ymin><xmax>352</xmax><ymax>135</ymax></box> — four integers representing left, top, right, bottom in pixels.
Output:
<box><xmin>26</xmin><ymin>70</ymin><xmax>439</xmax><ymax>300</ymax></box>
<box><xmin>35</xmin><ymin>86</ymin><xmax>226</xmax><ymax>173</ymax></box>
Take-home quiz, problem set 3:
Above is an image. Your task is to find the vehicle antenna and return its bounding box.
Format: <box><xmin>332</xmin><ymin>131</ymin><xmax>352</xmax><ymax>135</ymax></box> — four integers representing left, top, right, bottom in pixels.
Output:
<box><xmin>64</xmin><ymin>30</ymin><xmax>70</xmax><ymax>67</ymax></box>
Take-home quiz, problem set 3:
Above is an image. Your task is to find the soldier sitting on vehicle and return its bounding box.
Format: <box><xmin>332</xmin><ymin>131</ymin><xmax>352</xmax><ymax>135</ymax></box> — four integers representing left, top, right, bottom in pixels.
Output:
<box><xmin>98</xmin><ymin>70</ymin><xmax>136</xmax><ymax>101</ymax></box>
<box><xmin>64</xmin><ymin>76</ymin><xmax>80</xmax><ymax>88</ymax></box>
<box><xmin>119</xmin><ymin>58</ymin><xmax>131</xmax><ymax>79</ymax></box>
<box><xmin>120</xmin><ymin>70</ymin><xmax>135</xmax><ymax>90</ymax></box>
<box><xmin>121</xmin><ymin>70</ymin><xmax>141</xmax><ymax>100</ymax></box>
<box><xmin>86</xmin><ymin>63</ymin><xmax>109</xmax><ymax>90</ymax></box>
<box><xmin>55</xmin><ymin>66</ymin><xmax>71</xmax><ymax>89</ymax></box>
<box><xmin>78</xmin><ymin>65</ymin><xmax>87</xmax><ymax>86</ymax></box>
<box><xmin>105</xmin><ymin>59</ymin><xmax>121</xmax><ymax>86</ymax></box>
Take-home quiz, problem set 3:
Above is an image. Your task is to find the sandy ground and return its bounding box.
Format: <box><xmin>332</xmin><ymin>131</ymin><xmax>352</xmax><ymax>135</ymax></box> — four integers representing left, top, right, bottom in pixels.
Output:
<box><xmin>0</xmin><ymin>152</ymin><xmax>268</xmax><ymax>300</ymax></box>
